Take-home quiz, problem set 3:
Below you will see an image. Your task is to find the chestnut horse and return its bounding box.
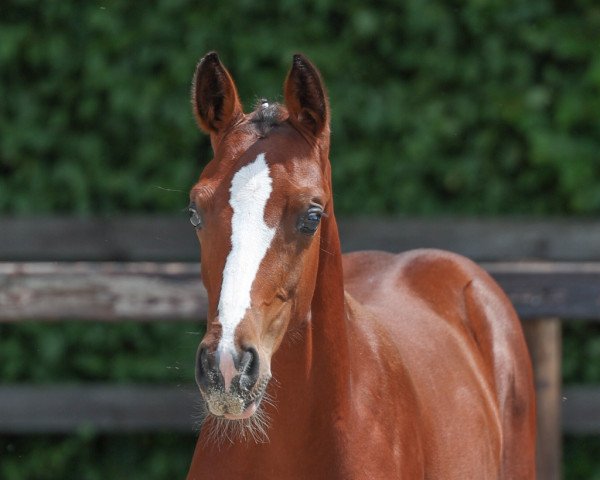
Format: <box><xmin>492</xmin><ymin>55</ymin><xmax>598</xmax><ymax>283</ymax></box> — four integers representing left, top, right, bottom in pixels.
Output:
<box><xmin>186</xmin><ymin>52</ymin><xmax>536</xmax><ymax>479</ymax></box>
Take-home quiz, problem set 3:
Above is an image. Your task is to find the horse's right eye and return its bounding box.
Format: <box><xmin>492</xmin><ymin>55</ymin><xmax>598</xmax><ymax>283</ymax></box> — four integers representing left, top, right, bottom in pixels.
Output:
<box><xmin>297</xmin><ymin>206</ymin><xmax>323</xmax><ymax>236</ymax></box>
<box><xmin>189</xmin><ymin>204</ymin><xmax>202</xmax><ymax>229</ymax></box>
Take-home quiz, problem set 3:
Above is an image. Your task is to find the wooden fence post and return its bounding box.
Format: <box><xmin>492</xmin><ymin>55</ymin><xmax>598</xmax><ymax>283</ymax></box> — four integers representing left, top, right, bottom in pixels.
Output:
<box><xmin>523</xmin><ymin>318</ymin><xmax>562</xmax><ymax>480</ymax></box>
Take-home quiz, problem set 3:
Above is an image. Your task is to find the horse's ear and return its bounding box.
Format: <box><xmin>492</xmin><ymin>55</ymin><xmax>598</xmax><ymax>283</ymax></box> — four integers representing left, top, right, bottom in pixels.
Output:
<box><xmin>284</xmin><ymin>54</ymin><xmax>329</xmax><ymax>136</ymax></box>
<box><xmin>191</xmin><ymin>52</ymin><xmax>243</xmax><ymax>134</ymax></box>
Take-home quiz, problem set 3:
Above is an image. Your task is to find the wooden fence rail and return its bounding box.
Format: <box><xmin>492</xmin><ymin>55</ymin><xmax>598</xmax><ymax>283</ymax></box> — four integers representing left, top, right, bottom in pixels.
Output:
<box><xmin>1</xmin><ymin>216</ymin><xmax>600</xmax><ymax>480</ymax></box>
<box><xmin>2</xmin><ymin>215</ymin><xmax>600</xmax><ymax>262</ymax></box>
<box><xmin>0</xmin><ymin>383</ymin><xmax>593</xmax><ymax>435</ymax></box>
<box><xmin>1</xmin><ymin>261</ymin><xmax>599</xmax><ymax>321</ymax></box>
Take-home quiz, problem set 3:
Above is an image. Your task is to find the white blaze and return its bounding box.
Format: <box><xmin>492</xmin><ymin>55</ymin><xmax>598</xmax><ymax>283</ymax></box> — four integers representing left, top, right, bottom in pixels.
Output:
<box><xmin>217</xmin><ymin>153</ymin><xmax>275</xmax><ymax>352</ymax></box>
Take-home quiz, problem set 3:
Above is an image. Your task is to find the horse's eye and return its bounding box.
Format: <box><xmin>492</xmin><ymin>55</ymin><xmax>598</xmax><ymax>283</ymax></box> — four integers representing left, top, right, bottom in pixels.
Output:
<box><xmin>297</xmin><ymin>206</ymin><xmax>323</xmax><ymax>236</ymax></box>
<box><xmin>189</xmin><ymin>204</ymin><xmax>202</xmax><ymax>229</ymax></box>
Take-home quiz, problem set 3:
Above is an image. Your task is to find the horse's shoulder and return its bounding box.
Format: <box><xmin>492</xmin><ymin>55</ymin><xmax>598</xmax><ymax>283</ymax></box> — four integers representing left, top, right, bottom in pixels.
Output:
<box><xmin>342</xmin><ymin>248</ymin><xmax>514</xmax><ymax>344</ymax></box>
<box><xmin>343</xmin><ymin>248</ymin><xmax>485</xmax><ymax>299</ymax></box>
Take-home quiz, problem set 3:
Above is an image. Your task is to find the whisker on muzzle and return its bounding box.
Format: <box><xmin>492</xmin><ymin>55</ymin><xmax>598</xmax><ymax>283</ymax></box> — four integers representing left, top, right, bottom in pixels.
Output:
<box><xmin>193</xmin><ymin>389</ymin><xmax>275</xmax><ymax>448</ymax></box>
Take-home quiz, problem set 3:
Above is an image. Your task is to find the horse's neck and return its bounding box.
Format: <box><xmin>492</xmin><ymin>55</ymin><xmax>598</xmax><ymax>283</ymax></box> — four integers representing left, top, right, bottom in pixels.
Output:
<box><xmin>310</xmin><ymin>212</ymin><xmax>351</xmax><ymax>393</ymax></box>
<box><xmin>269</xmin><ymin>212</ymin><xmax>352</xmax><ymax>456</ymax></box>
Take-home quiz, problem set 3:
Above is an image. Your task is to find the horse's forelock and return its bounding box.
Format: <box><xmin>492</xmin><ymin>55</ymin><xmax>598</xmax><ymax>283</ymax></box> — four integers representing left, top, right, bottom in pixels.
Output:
<box><xmin>249</xmin><ymin>101</ymin><xmax>286</xmax><ymax>137</ymax></box>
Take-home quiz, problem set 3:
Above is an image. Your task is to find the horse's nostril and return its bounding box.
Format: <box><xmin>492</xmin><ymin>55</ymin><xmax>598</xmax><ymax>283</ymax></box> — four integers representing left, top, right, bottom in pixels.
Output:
<box><xmin>239</xmin><ymin>346</ymin><xmax>260</xmax><ymax>391</ymax></box>
<box><xmin>196</xmin><ymin>345</ymin><xmax>260</xmax><ymax>392</ymax></box>
<box><xmin>241</xmin><ymin>346</ymin><xmax>259</xmax><ymax>376</ymax></box>
<box><xmin>195</xmin><ymin>346</ymin><xmax>213</xmax><ymax>387</ymax></box>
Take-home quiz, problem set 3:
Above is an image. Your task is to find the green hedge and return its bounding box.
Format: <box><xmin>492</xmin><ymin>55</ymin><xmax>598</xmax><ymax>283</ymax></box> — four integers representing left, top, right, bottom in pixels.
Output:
<box><xmin>0</xmin><ymin>322</ymin><xmax>199</xmax><ymax>480</ymax></box>
<box><xmin>1</xmin><ymin>0</ymin><xmax>599</xmax><ymax>215</ymax></box>
<box><xmin>563</xmin><ymin>322</ymin><xmax>600</xmax><ymax>479</ymax></box>
<box><xmin>0</xmin><ymin>433</ymin><xmax>195</xmax><ymax>480</ymax></box>
<box><xmin>0</xmin><ymin>322</ymin><xmax>199</xmax><ymax>383</ymax></box>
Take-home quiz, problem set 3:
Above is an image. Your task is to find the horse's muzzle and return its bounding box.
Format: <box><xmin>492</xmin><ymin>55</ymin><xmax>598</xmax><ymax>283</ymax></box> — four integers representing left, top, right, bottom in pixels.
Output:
<box><xmin>195</xmin><ymin>344</ymin><xmax>264</xmax><ymax>418</ymax></box>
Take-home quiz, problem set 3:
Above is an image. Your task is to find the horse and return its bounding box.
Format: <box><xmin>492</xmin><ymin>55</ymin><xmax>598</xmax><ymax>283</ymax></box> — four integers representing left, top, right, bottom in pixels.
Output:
<box><xmin>185</xmin><ymin>52</ymin><xmax>536</xmax><ymax>479</ymax></box>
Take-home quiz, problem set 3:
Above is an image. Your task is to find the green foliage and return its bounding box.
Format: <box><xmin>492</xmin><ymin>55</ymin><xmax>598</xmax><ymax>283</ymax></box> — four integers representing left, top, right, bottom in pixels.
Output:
<box><xmin>564</xmin><ymin>436</ymin><xmax>600</xmax><ymax>480</ymax></box>
<box><xmin>563</xmin><ymin>322</ymin><xmax>600</xmax><ymax>478</ymax></box>
<box><xmin>0</xmin><ymin>322</ymin><xmax>200</xmax><ymax>480</ymax></box>
<box><xmin>0</xmin><ymin>322</ymin><xmax>200</xmax><ymax>383</ymax></box>
<box><xmin>0</xmin><ymin>433</ymin><xmax>194</xmax><ymax>480</ymax></box>
<box><xmin>1</xmin><ymin>0</ymin><xmax>600</xmax><ymax>215</ymax></box>
<box><xmin>563</xmin><ymin>322</ymin><xmax>600</xmax><ymax>383</ymax></box>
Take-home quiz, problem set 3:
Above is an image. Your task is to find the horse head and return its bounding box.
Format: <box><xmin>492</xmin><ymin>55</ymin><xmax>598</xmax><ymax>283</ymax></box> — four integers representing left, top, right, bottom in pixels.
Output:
<box><xmin>189</xmin><ymin>52</ymin><xmax>331</xmax><ymax>426</ymax></box>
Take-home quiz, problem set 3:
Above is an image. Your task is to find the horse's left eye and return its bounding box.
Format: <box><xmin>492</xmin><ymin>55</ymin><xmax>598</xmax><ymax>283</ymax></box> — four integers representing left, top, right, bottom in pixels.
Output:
<box><xmin>189</xmin><ymin>204</ymin><xmax>202</xmax><ymax>229</ymax></box>
<box><xmin>297</xmin><ymin>206</ymin><xmax>323</xmax><ymax>235</ymax></box>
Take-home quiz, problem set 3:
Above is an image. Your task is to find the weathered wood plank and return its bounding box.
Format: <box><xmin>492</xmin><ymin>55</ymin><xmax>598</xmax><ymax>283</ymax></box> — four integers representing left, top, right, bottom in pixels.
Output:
<box><xmin>2</xmin><ymin>216</ymin><xmax>600</xmax><ymax>262</ymax></box>
<box><xmin>339</xmin><ymin>217</ymin><xmax>600</xmax><ymax>261</ymax></box>
<box><xmin>524</xmin><ymin>319</ymin><xmax>562</xmax><ymax>480</ymax></box>
<box><xmin>1</xmin><ymin>262</ymin><xmax>599</xmax><ymax>321</ymax></box>
<box><xmin>484</xmin><ymin>263</ymin><xmax>600</xmax><ymax>320</ymax></box>
<box><xmin>0</xmin><ymin>385</ymin><xmax>199</xmax><ymax>433</ymax></box>
<box><xmin>562</xmin><ymin>386</ymin><xmax>600</xmax><ymax>434</ymax></box>
<box><xmin>0</xmin><ymin>262</ymin><xmax>205</xmax><ymax>321</ymax></box>
<box><xmin>0</xmin><ymin>384</ymin><xmax>591</xmax><ymax>434</ymax></box>
<box><xmin>0</xmin><ymin>216</ymin><xmax>199</xmax><ymax>262</ymax></box>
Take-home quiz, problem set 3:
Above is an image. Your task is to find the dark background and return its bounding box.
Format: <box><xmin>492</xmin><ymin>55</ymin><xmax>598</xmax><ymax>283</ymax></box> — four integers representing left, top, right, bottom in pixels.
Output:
<box><xmin>1</xmin><ymin>0</ymin><xmax>599</xmax><ymax>478</ymax></box>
